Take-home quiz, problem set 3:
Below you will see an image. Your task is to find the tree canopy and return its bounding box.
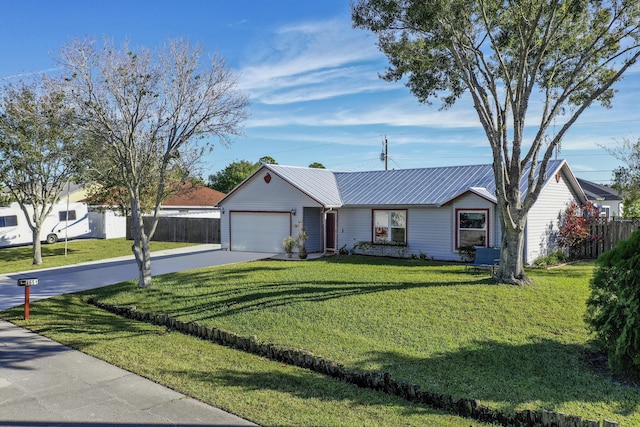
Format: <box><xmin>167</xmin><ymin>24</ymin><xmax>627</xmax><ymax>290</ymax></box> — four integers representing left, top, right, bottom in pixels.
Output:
<box><xmin>353</xmin><ymin>0</ymin><xmax>640</xmax><ymax>284</ymax></box>
<box><xmin>0</xmin><ymin>78</ymin><xmax>89</xmax><ymax>264</ymax></box>
<box><xmin>208</xmin><ymin>160</ymin><xmax>261</xmax><ymax>193</ymax></box>
<box><xmin>59</xmin><ymin>37</ymin><xmax>249</xmax><ymax>287</ymax></box>
<box><xmin>608</xmin><ymin>138</ymin><xmax>640</xmax><ymax>218</ymax></box>
<box><xmin>207</xmin><ymin>157</ymin><xmax>280</xmax><ymax>193</ymax></box>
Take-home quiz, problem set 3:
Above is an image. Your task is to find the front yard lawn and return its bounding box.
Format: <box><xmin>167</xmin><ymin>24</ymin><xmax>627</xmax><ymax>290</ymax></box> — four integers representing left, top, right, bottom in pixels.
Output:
<box><xmin>3</xmin><ymin>256</ymin><xmax>638</xmax><ymax>425</ymax></box>
<box><xmin>0</xmin><ymin>237</ymin><xmax>195</xmax><ymax>274</ymax></box>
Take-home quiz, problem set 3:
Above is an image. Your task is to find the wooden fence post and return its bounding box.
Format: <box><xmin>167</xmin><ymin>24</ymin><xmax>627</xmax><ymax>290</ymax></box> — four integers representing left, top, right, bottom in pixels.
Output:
<box><xmin>584</xmin><ymin>218</ymin><xmax>640</xmax><ymax>259</ymax></box>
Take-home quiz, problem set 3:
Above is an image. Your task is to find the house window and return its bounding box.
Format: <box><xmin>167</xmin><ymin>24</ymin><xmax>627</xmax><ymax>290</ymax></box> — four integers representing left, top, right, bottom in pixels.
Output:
<box><xmin>457</xmin><ymin>209</ymin><xmax>488</xmax><ymax>248</ymax></box>
<box><xmin>373</xmin><ymin>210</ymin><xmax>406</xmax><ymax>243</ymax></box>
<box><xmin>0</xmin><ymin>215</ymin><xmax>18</xmax><ymax>227</ymax></box>
<box><xmin>59</xmin><ymin>210</ymin><xmax>77</xmax><ymax>221</ymax></box>
<box><xmin>599</xmin><ymin>206</ymin><xmax>610</xmax><ymax>218</ymax></box>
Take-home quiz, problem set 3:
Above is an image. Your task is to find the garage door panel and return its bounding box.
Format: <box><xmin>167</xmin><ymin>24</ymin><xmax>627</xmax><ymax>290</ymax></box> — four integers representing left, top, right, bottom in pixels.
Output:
<box><xmin>230</xmin><ymin>212</ymin><xmax>290</xmax><ymax>252</ymax></box>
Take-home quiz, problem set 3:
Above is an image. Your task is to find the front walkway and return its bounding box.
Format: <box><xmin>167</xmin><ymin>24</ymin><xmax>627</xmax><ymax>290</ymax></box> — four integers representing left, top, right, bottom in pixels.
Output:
<box><xmin>0</xmin><ymin>319</ymin><xmax>257</xmax><ymax>426</ymax></box>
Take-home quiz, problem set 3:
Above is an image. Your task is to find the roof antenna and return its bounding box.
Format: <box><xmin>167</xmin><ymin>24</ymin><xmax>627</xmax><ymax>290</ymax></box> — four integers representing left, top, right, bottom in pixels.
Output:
<box><xmin>380</xmin><ymin>136</ymin><xmax>388</xmax><ymax>170</ymax></box>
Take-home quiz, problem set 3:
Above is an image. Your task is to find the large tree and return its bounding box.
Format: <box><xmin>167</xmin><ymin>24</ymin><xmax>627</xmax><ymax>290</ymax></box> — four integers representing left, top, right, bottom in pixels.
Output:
<box><xmin>60</xmin><ymin>38</ymin><xmax>249</xmax><ymax>287</ymax></box>
<box><xmin>207</xmin><ymin>156</ymin><xmax>278</xmax><ymax>193</ymax></box>
<box><xmin>353</xmin><ymin>0</ymin><xmax>640</xmax><ymax>284</ymax></box>
<box><xmin>608</xmin><ymin>138</ymin><xmax>640</xmax><ymax>218</ymax></box>
<box><xmin>0</xmin><ymin>79</ymin><xmax>88</xmax><ymax>264</ymax></box>
<box><xmin>208</xmin><ymin>160</ymin><xmax>258</xmax><ymax>193</ymax></box>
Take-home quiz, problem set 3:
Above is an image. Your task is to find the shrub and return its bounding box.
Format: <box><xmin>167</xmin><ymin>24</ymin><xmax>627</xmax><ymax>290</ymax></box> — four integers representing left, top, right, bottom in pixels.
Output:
<box><xmin>557</xmin><ymin>202</ymin><xmax>599</xmax><ymax>259</ymax></box>
<box><xmin>532</xmin><ymin>249</ymin><xmax>568</xmax><ymax>268</ymax></box>
<box><xmin>585</xmin><ymin>228</ymin><xmax>640</xmax><ymax>379</ymax></box>
<box><xmin>458</xmin><ymin>245</ymin><xmax>476</xmax><ymax>263</ymax></box>
<box><xmin>282</xmin><ymin>236</ymin><xmax>295</xmax><ymax>254</ymax></box>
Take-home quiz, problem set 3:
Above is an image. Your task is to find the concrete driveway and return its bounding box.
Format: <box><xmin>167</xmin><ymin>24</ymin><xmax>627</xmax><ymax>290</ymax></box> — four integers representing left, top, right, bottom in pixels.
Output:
<box><xmin>0</xmin><ymin>245</ymin><xmax>273</xmax><ymax>311</ymax></box>
<box><xmin>0</xmin><ymin>245</ymin><xmax>272</xmax><ymax>426</ymax></box>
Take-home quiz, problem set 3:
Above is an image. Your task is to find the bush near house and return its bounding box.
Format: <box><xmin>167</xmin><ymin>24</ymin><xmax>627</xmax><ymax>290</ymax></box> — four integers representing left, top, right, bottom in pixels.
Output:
<box><xmin>531</xmin><ymin>250</ymin><xmax>569</xmax><ymax>268</ymax></box>
<box><xmin>586</xmin><ymin>228</ymin><xmax>640</xmax><ymax>379</ymax></box>
<box><xmin>557</xmin><ymin>202</ymin><xmax>599</xmax><ymax>259</ymax></box>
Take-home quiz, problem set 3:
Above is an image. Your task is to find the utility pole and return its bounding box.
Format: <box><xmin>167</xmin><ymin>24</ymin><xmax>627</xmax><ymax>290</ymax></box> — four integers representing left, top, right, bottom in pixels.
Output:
<box><xmin>380</xmin><ymin>136</ymin><xmax>388</xmax><ymax>170</ymax></box>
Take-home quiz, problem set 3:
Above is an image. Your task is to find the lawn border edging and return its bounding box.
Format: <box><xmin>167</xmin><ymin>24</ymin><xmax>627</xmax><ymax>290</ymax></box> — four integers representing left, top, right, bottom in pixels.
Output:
<box><xmin>87</xmin><ymin>298</ymin><xmax>618</xmax><ymax>427</ymax></box>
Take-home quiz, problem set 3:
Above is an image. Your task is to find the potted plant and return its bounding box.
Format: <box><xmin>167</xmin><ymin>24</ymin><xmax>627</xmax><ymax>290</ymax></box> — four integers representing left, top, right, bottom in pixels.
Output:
<box><xmin>295</xmin><ymin>223</ymin><xmax>309</xmax><ymax>259</ymax></box>
<box><xmin>282</xmin><ymin>236</ymin><xmax>295</xmax><ymax>258</ymax></box>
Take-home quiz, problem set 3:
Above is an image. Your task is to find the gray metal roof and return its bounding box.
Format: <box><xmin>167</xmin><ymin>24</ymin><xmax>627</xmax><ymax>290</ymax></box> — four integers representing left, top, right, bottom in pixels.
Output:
<box><xmin>335</xmin><ymin>164</ymin><xmax>495</xmax><ymax>206</ymax></box>
<box><xmin>237</xmin><ymin>160</ymin><xmax>568</xmax><ymax>208</ymax></box>
<box><xmin>266</xmin><ymin>164</ymin><xmax>343</xmax><ymax>207</ymax></box>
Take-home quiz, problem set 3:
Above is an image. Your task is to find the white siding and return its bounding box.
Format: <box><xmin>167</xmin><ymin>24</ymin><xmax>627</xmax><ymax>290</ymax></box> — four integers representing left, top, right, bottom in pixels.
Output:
<box><xmin>336</xmin><ymin>192</ymin><xmax>497</xmax><ymax>262</ymax></box>
<box><xmin>407</xmin><ymin>207</ymin><xmax>455</xmax><ymax>260</ymax></box>
<box><xmin>525</xmin><ymin>169</ymin><xmax>579</xmax><ymax>264</ymax></box>
<box><xmin>336</xmin><ymin>207</ymin><xmax>371</xmax><ymax>251</ymax></box>
<box><xmin>219</xmin><ymin>170</ymin><xmax>323</xmax><ymax>252</ymax></box>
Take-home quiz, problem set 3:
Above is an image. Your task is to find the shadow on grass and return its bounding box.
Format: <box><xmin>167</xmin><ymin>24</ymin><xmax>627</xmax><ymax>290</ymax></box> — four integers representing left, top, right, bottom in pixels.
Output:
<box><xmin>0</xmin><ymin>295</ymin><xmax>160</xmax><ymax>368</ymax></box>
<box><xmin>318</xmin><ymin>254</ymin><xmax>463</xmax><ymax>267</ymax></box>
<box><xmin>357</xmin><ymin>338</ymin><xmax>640</xmax><ymax>418</ymax></box>
<box><xmin>7</xmin><ymin>284</ymin><xmax>634</xmax><ymax>424</ymax></box>
<box><xmin>166</xmin><ymin>367</ymin><xmax>446</xmax><ymax>420</ymax></box>
<box><xmin>0</xmin><ymin>245</ymin><xmax>80</xmax><ymax>263</ymax></box>
<box><xmin>94</xmin><ymin>266</ymin><xmax>496</xmax><ymax>323</ymax></box>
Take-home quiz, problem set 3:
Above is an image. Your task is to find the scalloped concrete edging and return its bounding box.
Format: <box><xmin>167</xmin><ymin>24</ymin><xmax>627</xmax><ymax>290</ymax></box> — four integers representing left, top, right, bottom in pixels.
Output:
<box><xmin>87</xmin><ymin>298</ymin><xmax>620</xmax><ymax>427</ymax></box>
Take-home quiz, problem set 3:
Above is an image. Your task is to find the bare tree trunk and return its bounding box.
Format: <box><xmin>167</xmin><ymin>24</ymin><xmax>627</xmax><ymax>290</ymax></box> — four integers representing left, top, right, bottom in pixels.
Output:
<box><xmin>496</xmin><ymin>221</ymin><xmax>531</xmax><ymax>285</ymax></box>
<box><xmin>32</xmin><ymin>228</ymin><xmax>42</xmax><ymax>265</ymax></box>
<box><xmin>130</xmin><ymin>198</ymin><xmax>152</xmax><ymax>288</ymax></box>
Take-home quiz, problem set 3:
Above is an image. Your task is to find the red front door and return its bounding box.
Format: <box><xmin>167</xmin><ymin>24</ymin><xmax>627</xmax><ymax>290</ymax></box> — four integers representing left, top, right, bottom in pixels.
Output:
<box><xmin>326</xmin><ymin>212</ymin><xmax>336</xmax><ymax>251</ymax></box>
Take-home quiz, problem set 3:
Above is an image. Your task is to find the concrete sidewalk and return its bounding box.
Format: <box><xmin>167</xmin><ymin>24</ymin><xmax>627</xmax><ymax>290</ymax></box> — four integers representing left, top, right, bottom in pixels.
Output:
<box><xmin>0</xmin><ymin>320</ymin><xmax>257</xmax><ymax>426</ymax></box>
<box><xmin>0</xmin><ymin>246</ymin><xmax>271</xmax><ymax>426</ymax></box>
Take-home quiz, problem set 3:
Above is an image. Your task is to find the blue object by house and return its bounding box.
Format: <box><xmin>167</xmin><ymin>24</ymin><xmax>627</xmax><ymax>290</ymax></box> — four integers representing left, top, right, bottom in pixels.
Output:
<box><xmin>466</xmin><ymin>247</ymin><xmax>501</xmax><ymax>275</ymax></box>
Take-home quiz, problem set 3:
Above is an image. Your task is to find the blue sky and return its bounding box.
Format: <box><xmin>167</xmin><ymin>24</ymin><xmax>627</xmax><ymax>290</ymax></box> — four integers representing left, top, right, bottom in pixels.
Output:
<box><xmin>1</xmin><ymin>1</ymin><xmax>639</xmax><ymax>184</ymax></box>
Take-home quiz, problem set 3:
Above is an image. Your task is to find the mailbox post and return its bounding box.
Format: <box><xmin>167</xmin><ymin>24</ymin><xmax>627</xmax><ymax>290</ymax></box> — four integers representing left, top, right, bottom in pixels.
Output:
<box><xmin>17</xmin><ymin>278</ymin><xmax>38</xmax><ymax>320</ymax></box>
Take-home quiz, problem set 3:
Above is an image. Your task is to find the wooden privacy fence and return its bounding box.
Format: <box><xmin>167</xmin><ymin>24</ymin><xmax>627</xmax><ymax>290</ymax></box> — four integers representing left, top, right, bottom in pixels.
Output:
<box><xmin>127</xmin><ymin>216</ymin><xmax>220</xmax><ymax>244</ymax></box>
<box><xmin>578</xmin><ymin>218</ymin><xmax>640</xmax><ymax>259</ymax></box>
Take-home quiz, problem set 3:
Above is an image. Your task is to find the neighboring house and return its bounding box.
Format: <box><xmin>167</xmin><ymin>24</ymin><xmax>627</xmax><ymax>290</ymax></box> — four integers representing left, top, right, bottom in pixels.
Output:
<box><xmin>576</xmin><ymin>178</ymin><xmax>624</xmax><ymax>218</ymax></box>
<box><xmin>59</xmin><ymin>182</ymin><xmax>90</xmax><ymax>203</ymax></box>
<box><xmin>86</xmin><ymin>183</ymin><xmax>224</xmax><ymax>240</ymax></box>
<box><xmin>217</xmin><ymin>160</ymin><xmax>586</xmax><ymax>265</ymax></box>
<box><xmin>160</xmin><ymin>183</ymin><xmax>224</xmax><ymax>218</ymax></box>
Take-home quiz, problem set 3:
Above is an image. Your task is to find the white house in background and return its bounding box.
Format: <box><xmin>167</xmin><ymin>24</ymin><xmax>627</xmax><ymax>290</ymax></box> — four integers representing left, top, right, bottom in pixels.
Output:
<box><xmin>576</xmin><ymin>178</ymin><xmax>624</xmax><ymax>218</ymax></box>
<box><xmin>216</xmin><ymin>159</ymin><xmax>587</xmax><ymax>265</ymax></box>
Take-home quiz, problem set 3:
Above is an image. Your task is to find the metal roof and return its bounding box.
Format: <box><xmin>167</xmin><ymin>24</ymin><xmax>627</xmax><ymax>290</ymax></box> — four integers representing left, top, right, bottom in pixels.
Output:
<box><xmin>266</xmin><ymin>164</ymin><xmax>343</xmax><ymax>207</ymax></box>
<box><xmin>224</xmin><ymin>160</ymin><xmax>569</xmax><ymax>208</ymax></box>
<box><xmin>335</xmin><ymin>164</ymin><xmax>496</xmax><ymax>206</ymax></box>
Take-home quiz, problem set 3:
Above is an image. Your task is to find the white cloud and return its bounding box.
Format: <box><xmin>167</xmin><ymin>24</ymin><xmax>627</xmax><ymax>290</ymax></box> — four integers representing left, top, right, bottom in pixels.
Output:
<box><xmin>247</xmin><ymin>97</ymin><xmax>482</xmax><ymax>129</ymax></box>
<box><xmin>238</xmin><ymin>18</ymin><xmax>385</xmax><ymax>104</ymax></box>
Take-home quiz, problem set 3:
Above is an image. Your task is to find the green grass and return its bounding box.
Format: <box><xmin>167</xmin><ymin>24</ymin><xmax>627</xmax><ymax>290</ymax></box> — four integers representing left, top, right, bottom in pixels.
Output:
<box><xmin>0</xmin><ymin>238</ymin><xmax>195</xmax><ymax>274</ymax></box>
<box><xmin>3</xmin><ymin>256</ymin><xmax>639</xmax><ymax>425</ymax></box>
<box><xmin>2</xmin><ymin>294</ymin><xmax>490</xmax><ymax>427</ymax></box>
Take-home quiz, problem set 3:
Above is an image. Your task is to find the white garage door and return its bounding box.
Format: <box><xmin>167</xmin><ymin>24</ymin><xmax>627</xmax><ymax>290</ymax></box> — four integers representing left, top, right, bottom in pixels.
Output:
<box><xmin>230</xmin><ymin>212</ymin><xmax>290</xmax><ymax>252</ymax></box>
